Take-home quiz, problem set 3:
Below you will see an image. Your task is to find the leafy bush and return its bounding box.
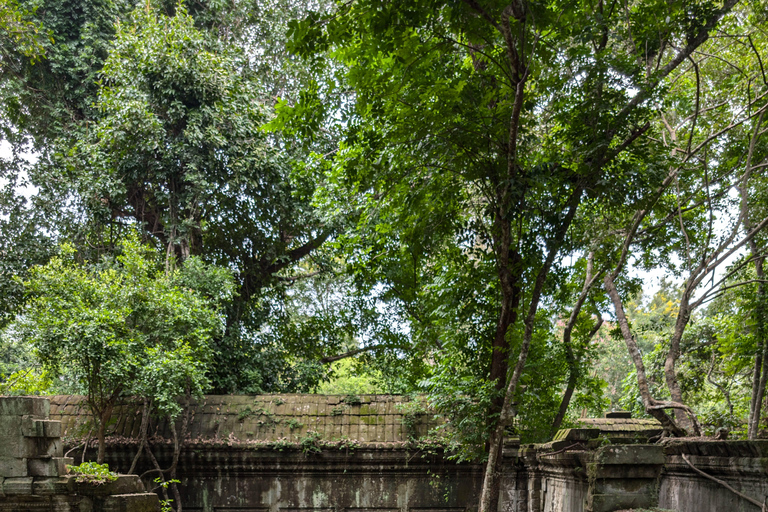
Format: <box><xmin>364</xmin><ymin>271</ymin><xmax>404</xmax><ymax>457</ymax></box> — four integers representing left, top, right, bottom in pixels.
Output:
<box><xmin>66</xmin><ymin>462</ymin><xmax>117</xmax><ymax>485</ymax></box>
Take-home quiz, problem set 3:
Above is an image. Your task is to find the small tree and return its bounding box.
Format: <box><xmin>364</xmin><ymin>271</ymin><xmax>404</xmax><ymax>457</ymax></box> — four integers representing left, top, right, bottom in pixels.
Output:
<box><xmin>18</xmin><ymin>236</ymin><xmax>231</xmax><ymax>463</ymax></box>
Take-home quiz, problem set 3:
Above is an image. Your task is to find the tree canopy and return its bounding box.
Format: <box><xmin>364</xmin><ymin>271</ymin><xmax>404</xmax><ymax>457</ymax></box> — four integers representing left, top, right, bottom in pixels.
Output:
<box><xmin>1</xmin><ymin>1</ymin><xmax>768</xmax><ymax>511</ymax></box>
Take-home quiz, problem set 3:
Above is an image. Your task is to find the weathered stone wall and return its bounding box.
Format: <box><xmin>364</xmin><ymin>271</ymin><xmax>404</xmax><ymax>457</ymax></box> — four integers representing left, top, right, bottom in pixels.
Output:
<box><xmin>46</xmin><ymin>395</ymin><xmax>768</xmax><ymax>512</ymax></box>
<box><xmin>0</xmin><ymin>396</ymin><xmax>160</xmax><ymax>512</ymax></box>
<box><xmin>659</xmin><ymin>441</ymin><xmax>768</xmax><ymax>512</ymax></box>
<box><xmin>50</xmin><ymin>394</ymin><xmax>440</xmax><ymax>444</ymax></box>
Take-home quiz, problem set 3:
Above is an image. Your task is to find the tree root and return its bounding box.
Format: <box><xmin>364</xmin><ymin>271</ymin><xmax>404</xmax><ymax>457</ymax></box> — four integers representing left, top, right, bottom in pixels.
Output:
<box><xmin>681</xmin><ymin>453</ymin><xmax>768</xmax><ymax>511</ymax></box>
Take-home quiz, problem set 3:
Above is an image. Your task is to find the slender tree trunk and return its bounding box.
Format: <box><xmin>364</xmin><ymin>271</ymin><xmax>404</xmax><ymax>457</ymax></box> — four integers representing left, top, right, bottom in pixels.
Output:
<box><xmin>551</xmin><ymin>317</ymin><xmax>603</xmax><ymax>437</ymax></box>
<box><xmin>167</xmin><ymin>389</ymin><xmax>192</xmax><ymax>512</ymax></box>
<box><xmin>605</xmin><ymin>274</ymin><xmax>688</xmax><ymax>436</ymax></box>
<box><xmin>96</xmin><ymin>405</ymin><xmax>112</xmax><ymax>464</ymax></box>
<box><xmin>749</xmin><ymin>337</ymin><xmax>764</xmax><ymax>439</ymax></box>
<box><xmin>478</xmin><ymin>191</ymin><xmax>581</xmax><ymax>512</ymax></box>
<box><xmin>129</xmin><ymin>398</ymin><xmax>151</xmax><ymax>474</ymax></box>
<box><xmin>749</xmin><ymin>243</ymin><xmax>767</xmax><ymax>438</ymax></box>
<box><xmin>484</xmin><ymin>209</ymin><xmax>521</xmax><ymax>510</ymax></box>
<box><xmin>551</xmin><ymin>253</ymin><xmax>602</xmax><ymax>437</ymax></box>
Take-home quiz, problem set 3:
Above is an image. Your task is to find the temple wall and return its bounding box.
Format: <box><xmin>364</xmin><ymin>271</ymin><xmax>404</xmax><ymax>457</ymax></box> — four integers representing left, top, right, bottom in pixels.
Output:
<box><xmin>37</xmin><ymin>395</ymin><xmax>768</xmax><ymax>512</ymax></box>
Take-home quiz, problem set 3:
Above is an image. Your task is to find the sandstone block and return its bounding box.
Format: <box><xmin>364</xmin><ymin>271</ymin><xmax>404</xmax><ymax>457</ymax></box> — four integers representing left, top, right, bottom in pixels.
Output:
<box><xmin>75</xmin><ymin>475</ymin><xmax>145</xmax><ymax>496</ymax></box>
<box><xmin>0</xmin><ymin>457</ymin><xmax>27</xmax><ymax>477</ymax></box>
<box><xmin>0</xmin><ymin>434</ymin><xmax>61</xmax><ymax>458</ymax></box>
<box><xmin>32</xmin><ymin>476</ymin><xmax>75</xmax><ymax>495</ymax></box>
<box><xmin>552</xmin><ymin>427</ymin><xmax>600</xmax><ymax>442</ymax></box>
<box><xmin>102</xmin><ymin>493</ymin><xmax>160</xmax><ymax>512</ymax></box>
<box><xmin>22</xmin><ymin>417</ymin><xmax>62</xmax><ymax>438</ymax></box>
<box><xmin>2</xmin><ymin>476</ymin><xmax>33</xmax><ymax>494</ymax></box>
<box><xmin>589</xmin><ymin>492</ymin><xmax>654</xmax><ymax>512</ymax></box>
<box><xmin>28</xmin><ymin>457</ymin><xmax>59</xmax><ymax>477</ymax></box>
<box><xmin>595</xmin><ymin>444</ymin><xmax>664</xmax><ymax>465</ymax></box>
<box><xmin>55</xmin><ymin>456</ymin><xmax>74</xmax><ymax>475</ymax></box>
<box><xmin>0</xmin><ymin>397</ymin><xmax>49</xmax><ymax>418</ymax></box>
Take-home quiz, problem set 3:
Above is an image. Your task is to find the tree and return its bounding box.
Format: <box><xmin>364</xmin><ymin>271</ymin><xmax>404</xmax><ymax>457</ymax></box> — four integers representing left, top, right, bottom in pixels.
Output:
<box><xmin>16</xmin><ymin>236</ymin><xmax>230</xmax><ymax>463</ymax></box>
<box><xmin>283</xmin><ymin>1</ymin><xmax>743</xmax><ymax>510</ymax></box>
<box><xmin>601</xmin><ymin>2</ymin><xmax>768</xmax><ymax>436</ymax></box>
<box><xmin>0</xmin><ymin>0</ymin><xmax>345</xmax><ymax>392</ymax></box>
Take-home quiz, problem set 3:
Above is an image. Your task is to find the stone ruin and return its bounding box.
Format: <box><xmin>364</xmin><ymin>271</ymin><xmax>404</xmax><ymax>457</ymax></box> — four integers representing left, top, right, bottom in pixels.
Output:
<box><xmin>0</xmin><ymin>395</ymin><xmax>159</xmax><ymax>511</ymax></box>
<box><xmin>5</xmin><ymin>393</ymin><xmax>768</xmax><ymax>512</ymax></box>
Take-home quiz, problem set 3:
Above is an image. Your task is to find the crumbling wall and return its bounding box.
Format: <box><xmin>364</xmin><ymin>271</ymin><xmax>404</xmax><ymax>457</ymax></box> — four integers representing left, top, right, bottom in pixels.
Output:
<box><xmin>45</xmin><ymin>395</ymin><xmax>768</xmax><ymax>512</ymax></box>
<box><xmin>0</xmin><ymin>396</ymin><xmax>160</xmax><ymax>512</ymax></box>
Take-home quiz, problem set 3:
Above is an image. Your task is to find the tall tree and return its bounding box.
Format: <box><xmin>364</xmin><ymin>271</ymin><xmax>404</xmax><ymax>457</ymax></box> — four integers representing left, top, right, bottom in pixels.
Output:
<box><xmin>284</xmin><ymin>0</ymin><xmax>742</xmax><ymax>509</ymax></box>
<box><xmin>0</xmin><ymin>0</ymin><xmax>341</xmax><ymax>392</ymax></box>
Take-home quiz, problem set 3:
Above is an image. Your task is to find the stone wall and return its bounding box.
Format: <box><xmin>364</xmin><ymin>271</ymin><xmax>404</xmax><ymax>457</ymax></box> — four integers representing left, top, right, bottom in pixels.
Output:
<box><xmin>46</xmin><ymin>395</ymin><xmax>768</xmax><ymax>512</ymax></box>
<box><xmin>0</xmin><ymin>396</ymin><xmax>160</xmax><ymax>512</ymax></box>
<box><xmin>50</xmin><ymin>394</ymin><xmax>440</xmax><ymax>444</ymax></box>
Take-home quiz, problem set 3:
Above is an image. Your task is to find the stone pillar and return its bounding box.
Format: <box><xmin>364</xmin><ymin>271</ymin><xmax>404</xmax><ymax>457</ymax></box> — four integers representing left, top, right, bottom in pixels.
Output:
<box><xmin>585</xmin><ymin>444</ymin><xmax>664</xmax><ymax>512</ymax></box>
<box><xmin>0</xmin><ymin>396</ymin><xmax>160</xmax><ymax>511</ymax></box>
<box><xmin>0</xmin><ymin>396</ymin><xmax>72</xmax><ymax>482</ymax></box>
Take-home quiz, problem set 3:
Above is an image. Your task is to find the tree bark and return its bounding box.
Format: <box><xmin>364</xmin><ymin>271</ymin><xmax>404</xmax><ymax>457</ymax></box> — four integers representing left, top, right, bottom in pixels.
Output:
<box><xmin>749</xmin><ymin>249</ymin><xmax>767</xmax><ymax>438</ymax></box>
<box><xmin>96</xmin><ymin>404</ymin><xmax>112</xmax><ymax>464</ymax></box>
<box><xmin>478</xmin><ymin>189</ymin><xmax>582</xmax><ymax>512</ymax></box>
<box><xmin>551</xmin><ymin>317</ymin><xmax>603</xmax><ymax>437</ymax></box>
<box><xmin>604</xmin><ymin>273</ymin><xmax>690</xmax><ymax>436</ymax></box>
<box><xmin>664</xmin><ymin>291</ymin><xmax>697</xmax><ymax>434</ymax></box>
<box><xmin>129</xmin><ymin>398</ymin><xmax>151</xmax><ymax>474</ymax></box>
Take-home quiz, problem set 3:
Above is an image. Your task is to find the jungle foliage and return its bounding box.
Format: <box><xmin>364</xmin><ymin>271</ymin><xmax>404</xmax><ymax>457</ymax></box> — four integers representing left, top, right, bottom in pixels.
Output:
<box><xmin>1</xmin><ymin>0</ymin><xmax>768</xmax><ymax>511</ymax></box>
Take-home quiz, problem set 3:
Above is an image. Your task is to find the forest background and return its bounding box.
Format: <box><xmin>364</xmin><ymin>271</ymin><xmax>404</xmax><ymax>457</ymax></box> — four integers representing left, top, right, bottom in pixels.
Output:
<box><xmin>0</xmin><ymin>0</ymin><xmax>767</xmax><ymax>510</ymax></box>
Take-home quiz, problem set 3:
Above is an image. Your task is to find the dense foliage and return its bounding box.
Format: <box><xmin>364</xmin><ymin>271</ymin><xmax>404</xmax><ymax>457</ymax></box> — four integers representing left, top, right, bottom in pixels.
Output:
<box><xmin>1</xmin><ymin>0</ymin><xmax>768</xmax><ymax>511</ymax></box>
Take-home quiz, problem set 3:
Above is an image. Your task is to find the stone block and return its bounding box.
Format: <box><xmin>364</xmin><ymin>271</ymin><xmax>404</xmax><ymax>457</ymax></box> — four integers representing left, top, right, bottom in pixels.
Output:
<box><xmin>0</xmin><ymin>434</ymin><xmax>61</xmax><ymax>458</ymax></box>
<box><xmin>588</xmin><ymin>492</ymin><xmax>655</xmax><ymax>512</ymax></box>
<box><xmin>32</xmin><ymin>476</ymin><xmax>75</xmax><ymax>495</ymax></box>
<box><xmin>595</xmin><ymin>444</ymin><xmax>664</xmax><ymax>465</ymax></box>
<box><xmin>587</xmin><ymin>463</ymin><xmax>660</xmax><ymax>480</ymax></box>
<box><xmin>0</xmin><ymin>457</ymin><xmax>27</xmax><ymax>477</ymax></box>
<box><xmin>0</xmin><ymin>397</ymin><xmax>49</xmax><ymax>418</ymax></box>
<box><xmin>55</xmin><ymin>456</ymin><xmax>74</xmax><ymax>475</ymax></box>
<box><xmin>593</xmin><ymin>476</ymin><xmax>657</xmax><ymax>495</ymax></box>
<box><xmin>102</xmin><ymin>493</ymin><xmax>160</xmax><ymax>512</ymax></box>
<box><xmin>552</xmin><ymin>428</ymin><xmax>600</xmax><ymax>442</ymax></box>
<box><xmin>75</xmin><ymin>475</ymin><xmax>146</xmax><ymax>496</ymax></box>
<box><xmin>28</xmin><ymin>457</ymin><xmax>59</xmax><ymax>477</ymax></box>
<box><xmin>22</xmin><ymin>416</ymin><xmax>62</xmax><ymax>438</ymax></box>
<box><xmin>2</xmin><ymin>476</ymin><xmax>33</xmax><ymax>494</ymax></box>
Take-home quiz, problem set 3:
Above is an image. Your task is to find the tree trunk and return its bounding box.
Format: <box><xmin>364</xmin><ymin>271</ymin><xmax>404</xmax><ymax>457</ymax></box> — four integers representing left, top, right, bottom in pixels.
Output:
<box><xmin>551</xmin><ymin>254</ymin><xmax>601</xmax><ymax>437</ymax></box>
<box><xmin>551</xmin><ymin>318</ymin><xmax>603</xmax><ymax>437</ymax></box>
<box><xmin>478</xmin><ymin>191</ymin><xmax>582</xmax><ymax>512</ymax></box>
<box><xmin>749</xmin><ymin>245</ymin><xmax>767</xmax><ymax>438</ymax></box>
<box><xmin>664</xmin><ymin>295</ymin><xmax>696</xmax><ymax>434</ymax></box>
<box><xmin>129</xmin><ymin>398</ymin><xmax>151</xmax><ymax>474</ymax></box>
<box><xmin>96</xmin><ymin>406</ymin><xmax>112</xmax><ymax>464</ymax></box>
<box><xmin>605</xmin><ymin>274</ymin><xmax>688</xmax><ymax>436</ymax></box>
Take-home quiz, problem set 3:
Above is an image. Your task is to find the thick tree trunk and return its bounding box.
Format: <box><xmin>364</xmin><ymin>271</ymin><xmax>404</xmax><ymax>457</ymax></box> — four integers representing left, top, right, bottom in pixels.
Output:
<box><xmin>665</xmin><ymin>295</ymin><xmax>696</xmax><ymax>434</ymax></box>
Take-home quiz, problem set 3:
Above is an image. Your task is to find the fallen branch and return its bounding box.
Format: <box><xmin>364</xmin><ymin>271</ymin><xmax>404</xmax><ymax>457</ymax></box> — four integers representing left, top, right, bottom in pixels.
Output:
<box><xmin>681</xmin><ymin>453</ymin><xmax>768</xmax><ymax>512</ymax></box>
